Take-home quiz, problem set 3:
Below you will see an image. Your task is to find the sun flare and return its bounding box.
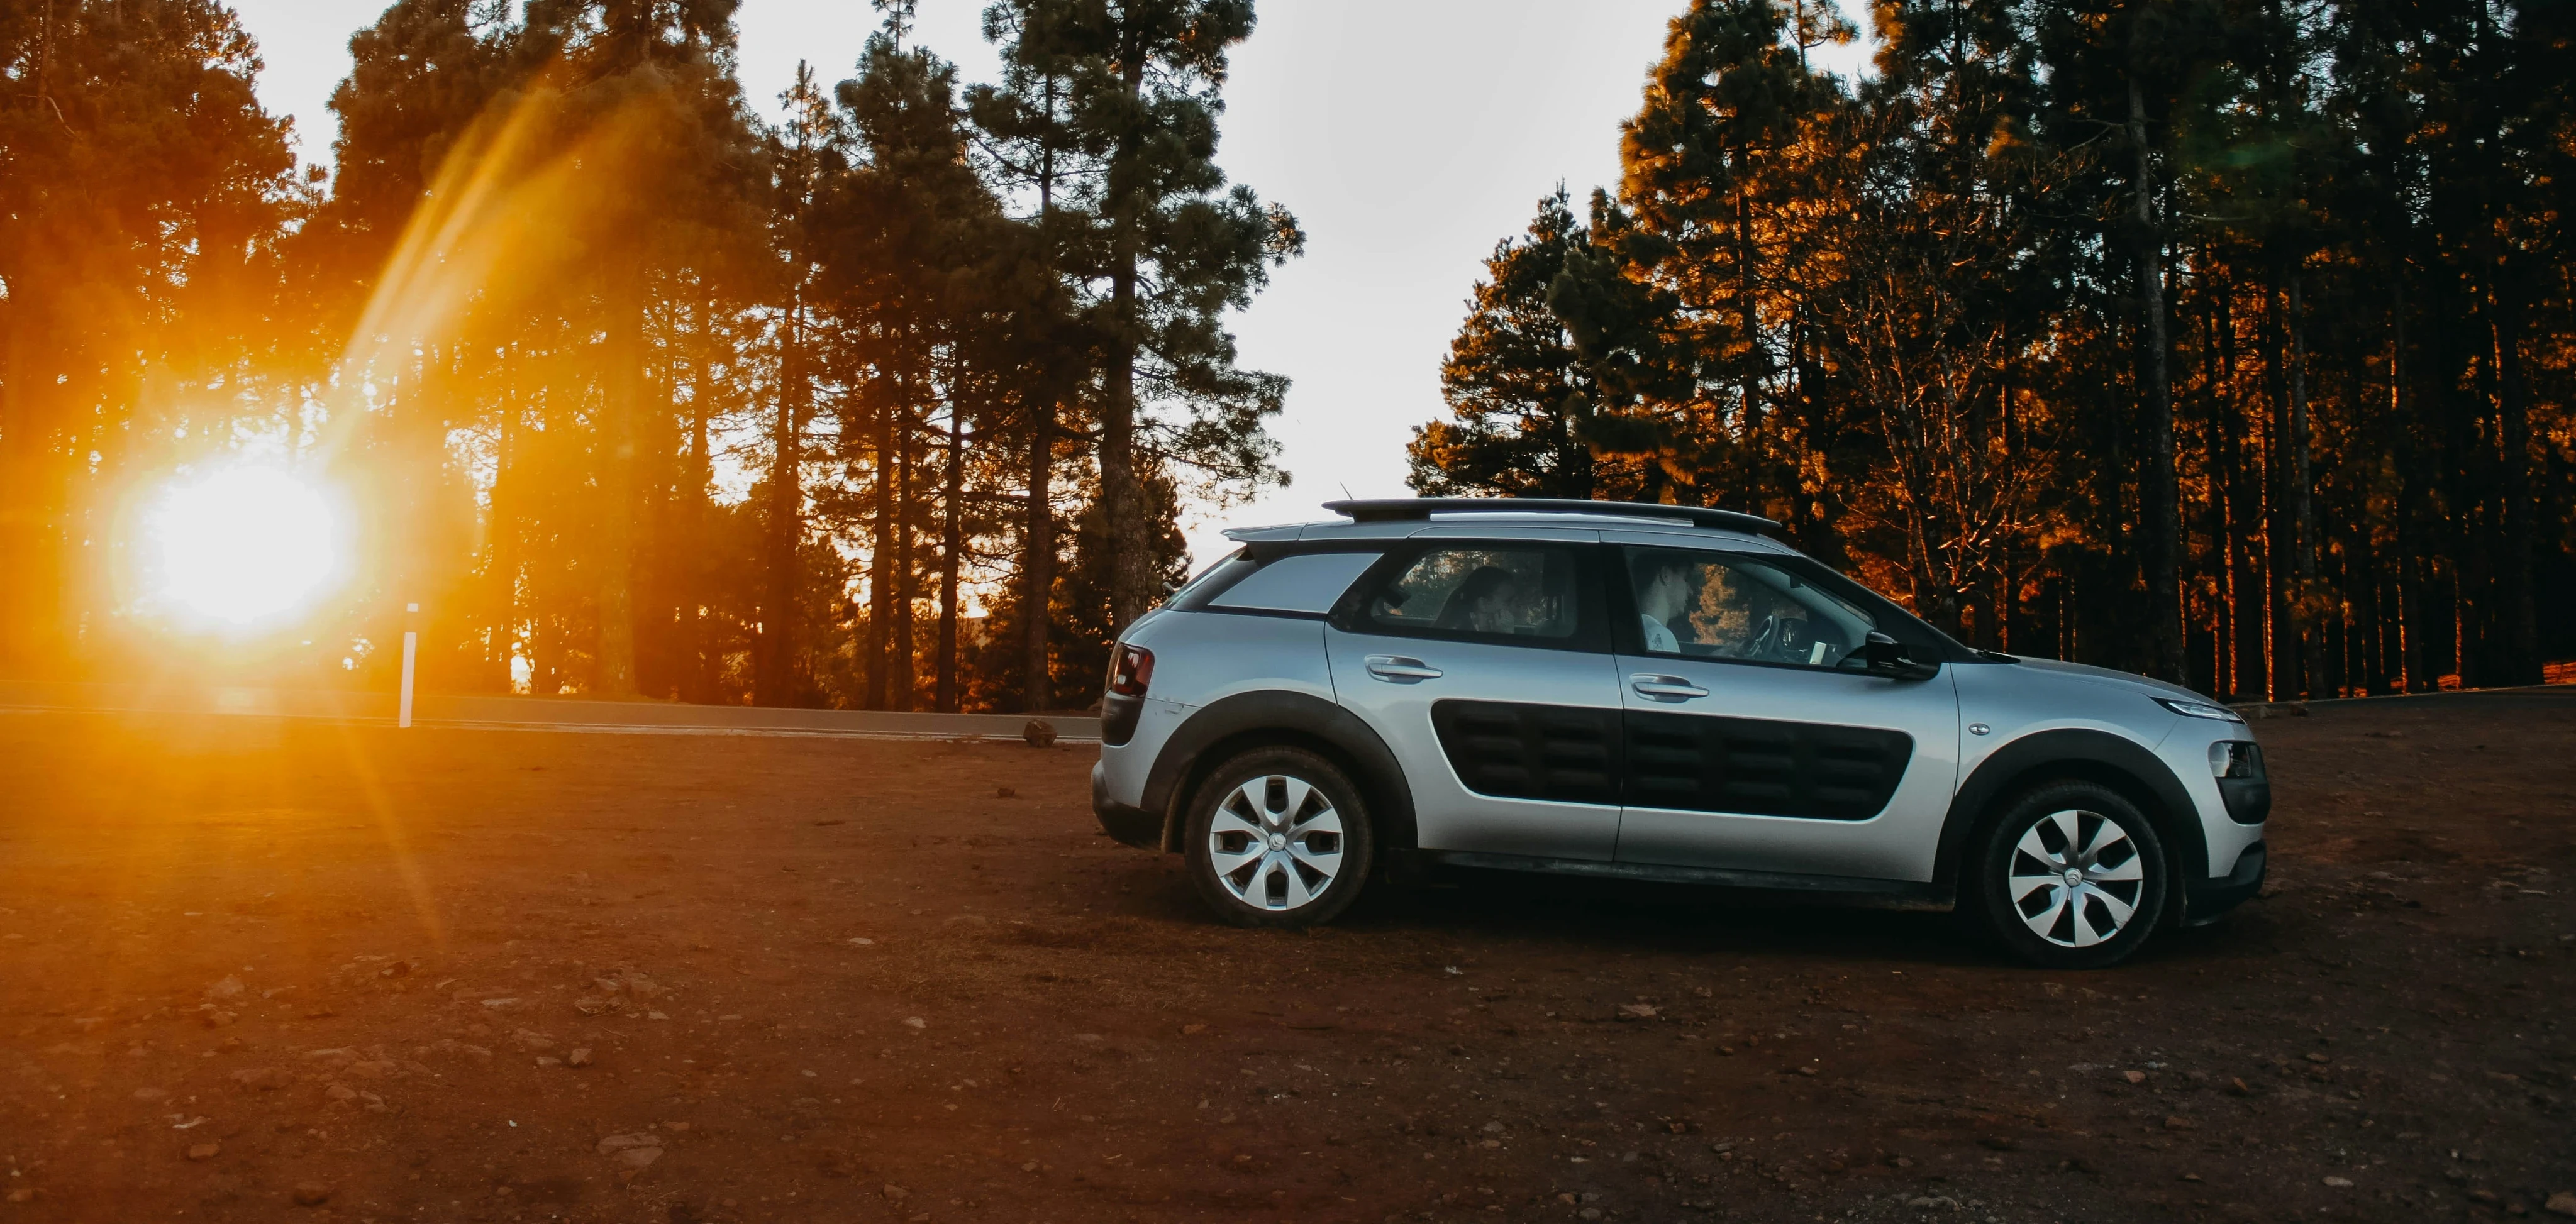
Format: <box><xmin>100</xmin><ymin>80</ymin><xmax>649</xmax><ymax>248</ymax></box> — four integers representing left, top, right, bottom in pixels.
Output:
<box><xmin>148</xmin><ymin>468</ymin><xmax>344</xmax><ymax>625</ymax></box>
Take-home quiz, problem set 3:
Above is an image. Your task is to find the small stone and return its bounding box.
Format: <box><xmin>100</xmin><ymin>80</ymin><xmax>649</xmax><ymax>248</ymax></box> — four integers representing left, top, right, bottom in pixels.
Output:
<box><xmin>2123</xmin><ymin>1070</ymin><xmax>2147</xmax><ymax>1084</ymax></box>
<box><xmin>5</xmin><ymin>1188</ymin><xmax>31</xmax><ymax>1203</ymax></box>
<box><xmin>2227</xmin><ymin>1077</ymin><xmax>2252</xmax><ymax>1096</ymax></box>
<box><xmin>2304</xmin><ymin>1052</ymin><xmax>2331</xmax><ymax>1064</ymax></box>
<box><xmin>596</xmin><ymin>1133</ymin><xmax>658</xmax><ymax>1155</ymax></box>
<box><xmin>534</xmin><ymin>1056</ymin><xmax>562</xmax><ymax>1068</ymax></box>
<box><xmin>622</xmin><ymin>971</ymin><xmax>662</xmax><ymax>1001</ymax></box>
<box><xmin>228</xmin><ymin>1067</ymin><xmax>289</xmax><ymax>1092</ymax></box>
<box><xmin>2324</xmin><ymin>1176</ymin><xmax>2355</xmax><ymax>1188</ymax></box>
<box><xmin>201</xmin><ymin>1010</ymin><xmax>238</xmax><ymax>1029</ymax></box>
<box><xmin>1616</xmin><ymin>1003</ymin><xmax>1659</xmax><ymax>1020</ymax></box>
<box><xmin>205</xmin><ymin>975</ymin><xmax>246</xmax><ymax>1002</ymax></box>
<box><xmin>847</xmin><ymin>937</ymin><xmax>874</xmax><ymax>947</ymax></box>
<box><xmin>186</xmin><ymin>1143</ymin><xmax>221</xmax><ymax>1161</ymax></box>
<box><xmin>1482</xmin><ymin>1121</ymin><xmax>1504</xmax><ymax>1133</ymax></box>
<box><xmin>1796</xmin><ymin>1066</ymin><xmax>1819</xmax><ymax>1076</ymax></box>
<box><xmin>567</xmin><ymin>1047</ymin><xmax>594</xmax><ymax>1067</ymax></box>
<box><xmin>2163</xmin><ymin>1115</ymin><xmax>2196</xmax><ymax>1131</ymax></box>
<box><xmin>2543</xmin><ymin>1192</ymin><xmax>2576</xmax><ymax>1218</ymax></box>
<box><xmin>325</xmin><ymin>1083</ymin><xmax>358</xmax><ymax>1102</ymax></box>
<box><xmin>995</xmin><ymin>786</ymin><xmax>1017</xmax><ymax>798</ymax></box>
<box><xmin>1023</xmin><ymin>720</ymin><xmax>1057</xmax><ymax>748</ymax></box>
<box><xmin>292</xmin><ymin>1181</ymin><xmax>332</xmax><ymax>1206</ymax></box>
<box><xmin>902</xmin><ymin>1017</ymin><xmax>926</xmax><ymax>1030</ymax></box>
<box><xmin>1180</xmin><ymin>1023</ymin><xmax>1206</xmax><ymax>1035</ymax></box>
<box><xmin>882</xmin><ymin>1184</ymin><xmax>910</xmax><ymax>1201</ymax></box>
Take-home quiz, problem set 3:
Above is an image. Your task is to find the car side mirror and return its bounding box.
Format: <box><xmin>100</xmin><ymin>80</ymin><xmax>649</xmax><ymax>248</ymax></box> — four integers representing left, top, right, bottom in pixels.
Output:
<box><xmin>1862</xmin><ymin>631</ymin><xmax>1939</xmax><ymax>681</ymax></box>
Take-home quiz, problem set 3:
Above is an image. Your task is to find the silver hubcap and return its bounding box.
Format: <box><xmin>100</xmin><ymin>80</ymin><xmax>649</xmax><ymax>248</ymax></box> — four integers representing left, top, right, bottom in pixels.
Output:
<box><xmin>1208</xmin><ymin>774</ymin><xmax>1345</xmax><ymax>911</ymax></box>
<box><xmin>2007</xmin><ymin>809</ymin><xmax>2145</xmax><ymax>947</ymax></box>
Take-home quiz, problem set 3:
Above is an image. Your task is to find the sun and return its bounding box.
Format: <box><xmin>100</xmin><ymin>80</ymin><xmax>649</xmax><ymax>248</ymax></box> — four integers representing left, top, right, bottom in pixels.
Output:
<box><xmin>148</xmin><ymin>467</ymin><xmax>345</xmax><ymax>625</ymax></box>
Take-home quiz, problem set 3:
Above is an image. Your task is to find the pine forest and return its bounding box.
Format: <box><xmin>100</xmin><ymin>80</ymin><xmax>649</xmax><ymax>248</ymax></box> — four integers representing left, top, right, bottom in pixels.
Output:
<box><xmin>3</xmin><ymin>0</ymin><xmax>2571</xmax><ymax>712</ymax></box>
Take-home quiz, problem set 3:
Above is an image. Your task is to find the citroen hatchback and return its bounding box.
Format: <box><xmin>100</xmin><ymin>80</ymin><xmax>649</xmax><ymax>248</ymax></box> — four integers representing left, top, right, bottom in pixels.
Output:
<box><xmin>1091</xmin><ymin>498</ymin><xmax>2269</xmax><ymax>969</ymax></box>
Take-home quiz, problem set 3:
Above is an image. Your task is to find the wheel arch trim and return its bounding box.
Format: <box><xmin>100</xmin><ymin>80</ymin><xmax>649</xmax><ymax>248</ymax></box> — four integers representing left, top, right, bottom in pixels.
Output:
<box><xmin>1142</xmin><ymin>690</ymin><xmax>1418</xmax><ymax>855</ymax></box>
<box><xmin>1933</xmin><ymin>727</ymin><xmax>2208</xmax><ymax>903</ymax></box>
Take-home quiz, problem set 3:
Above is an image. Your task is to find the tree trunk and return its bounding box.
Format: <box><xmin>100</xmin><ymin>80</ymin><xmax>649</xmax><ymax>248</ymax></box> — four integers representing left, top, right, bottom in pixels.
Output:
<box><xmin>867</xmin><ymin>389</ymin><xmax>896</xmax><ymax>710</ymax></box>
<box><xmin>2129</xmin><ymin>77</ymin><xmax>2184</xmax><ymax>685</ymax></box>
<box><xmin>1101</xmin><ymin>47</ymin><xmax>1153</xmax><ymax>631</ymax></box>
<box><xmin>682</xmin><ymin>302</ymin><xmax>715</xmax><ymax>704</ymax></box>
<box><xmin>892</xmin><ymin>414</ymin><xmax>917</xmax><ymax>712</ymax></box>
<box><xmin>2487</xmin><ymin>275</ymin><xmax>2540</xmax><ymax>685</ymax></box>
<box><xmin>936</xmin><ymin>398</ymin><xmax>964</xmax><ymax>713</ymax></box>
<box><xmin>2289</xmin><ymin>270</ymin><xmax>2321</xmax><ymax>700</ymax></box>
<box><xmin>1021</xmin><ymin>394</ymin><xmax>1057</xmax><ymax>712</ymax></box>
<box><xmin>756</xmin><ymin>285</ymin><xmax>807</xmax><ymax>707</ymax></box>
<box><xmin>596</xmin><ymin>290</ymin><xmax>643</xmax><ymax>698</ymax></box>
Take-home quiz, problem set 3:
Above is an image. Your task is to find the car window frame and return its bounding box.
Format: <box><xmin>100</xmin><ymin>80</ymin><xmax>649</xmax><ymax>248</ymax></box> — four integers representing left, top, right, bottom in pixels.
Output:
<box><xmin>1330</xmin><ymin>539</ymin><xmax>1611</xmax><ymax>654</ymax></box>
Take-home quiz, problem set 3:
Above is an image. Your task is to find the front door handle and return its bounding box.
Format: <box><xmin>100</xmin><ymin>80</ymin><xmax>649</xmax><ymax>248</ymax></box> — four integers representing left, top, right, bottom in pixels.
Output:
<box><xmin>1631</xmin><ymin>673</ymin><xmax>1709</xmax><ymax>701</ymax></box>
<box><xmin>1365</xmin><ymin>654</ymin><xmax>1443</xmax><ymax>683</ymax></box>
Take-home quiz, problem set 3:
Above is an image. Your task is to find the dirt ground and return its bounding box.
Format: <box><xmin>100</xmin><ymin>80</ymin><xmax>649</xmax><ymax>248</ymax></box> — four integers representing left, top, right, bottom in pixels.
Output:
<box><xmin>0</xmin><ymin>690</ymin><xmax>2570</xmax><ymax>1224</ymax></box>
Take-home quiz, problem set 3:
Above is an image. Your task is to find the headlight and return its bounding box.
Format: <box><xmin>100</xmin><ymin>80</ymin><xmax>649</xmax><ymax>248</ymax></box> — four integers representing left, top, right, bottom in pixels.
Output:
<box><xmin>2156</xmin><ymin>697</ymin><xmax>2243</xmax><ymax>722</ymax></box>
<box><xmin>2208</xmin><ymin>740</ymin><xmax>2263</xmax><ymax>779</ymax></box>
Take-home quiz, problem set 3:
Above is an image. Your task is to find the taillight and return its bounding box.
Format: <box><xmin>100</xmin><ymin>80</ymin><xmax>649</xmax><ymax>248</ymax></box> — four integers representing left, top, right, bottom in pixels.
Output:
<box><xmin>1108</xmin><ymin>644</ymin><xmax>1155</xmax><ymax>697</ymax></box>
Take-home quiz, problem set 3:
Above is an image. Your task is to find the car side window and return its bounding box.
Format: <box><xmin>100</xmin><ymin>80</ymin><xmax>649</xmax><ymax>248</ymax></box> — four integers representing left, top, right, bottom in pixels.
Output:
<box><xmin>1362</xmin><ymin>546</ymin><xmax>1581</xmax><ymax>642</ymax></box>
<box><xmin>1624</xmin><ymin>546</ymin><xmax>1879</xmax><ymax>670</ymax></box>
<box><xmin>1206</xmin><ymin>551</ymin><xmax>1384</xmax><ymax>614</ymax></box>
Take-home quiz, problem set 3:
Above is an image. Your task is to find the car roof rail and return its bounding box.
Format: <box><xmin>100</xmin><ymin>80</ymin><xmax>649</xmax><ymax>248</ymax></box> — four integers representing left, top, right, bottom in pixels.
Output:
<box><xmin>1322</xmin><ymin>497</ymin><xmax>1780</xmax><ymax>535</ymax></box>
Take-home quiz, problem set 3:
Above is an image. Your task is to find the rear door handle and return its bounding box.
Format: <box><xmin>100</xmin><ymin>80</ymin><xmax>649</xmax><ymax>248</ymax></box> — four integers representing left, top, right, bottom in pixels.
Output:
<box><xmin>1365</xmin><ymin>655</ymin><xmax>1443</xmax><ymax>683</ymax></box>
<box><xmin>1631</xmin><ymin>673</ymin><xmax>1709</xmax><ymax>701</ymax></box>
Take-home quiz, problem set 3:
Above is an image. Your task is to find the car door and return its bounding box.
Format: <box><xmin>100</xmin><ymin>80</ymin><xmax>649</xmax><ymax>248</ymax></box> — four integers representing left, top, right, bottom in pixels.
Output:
<box><xmin>1606</xmin><ymin>541</ymin><xmax>1962</xmax><ymax>881</ymax></box>
<box><xmin>1324</xmin><ymin>538</ymin><xmax>1626</xmax><ymax>861</ymax></box>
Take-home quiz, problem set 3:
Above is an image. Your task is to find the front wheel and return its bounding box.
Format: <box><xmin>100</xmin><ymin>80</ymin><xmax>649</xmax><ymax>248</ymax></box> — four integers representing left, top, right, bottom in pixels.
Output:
<box><xmin>1970</xmin><ymin>780</ymin><xmax>2170</xmax><ymax>969</ymax></box>
<box><xmin>1184</xmin><ymin>747</ymin><xmax>1374</xmax><ymax>929</ymax></box>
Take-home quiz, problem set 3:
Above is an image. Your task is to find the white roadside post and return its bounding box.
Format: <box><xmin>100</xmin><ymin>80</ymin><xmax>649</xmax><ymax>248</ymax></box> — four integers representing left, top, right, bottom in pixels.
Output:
<box><xmin>399</xmin><ymin>602</ymin><xmax>419</xmax><ymax>729</ymax></box>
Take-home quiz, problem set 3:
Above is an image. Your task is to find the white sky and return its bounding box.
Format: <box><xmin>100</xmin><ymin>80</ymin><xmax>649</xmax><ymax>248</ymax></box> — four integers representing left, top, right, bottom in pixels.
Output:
<box><xmin>228</xmin><ymin>0</ymin><xmax>1872</xmax><ymax>567</ymax></box>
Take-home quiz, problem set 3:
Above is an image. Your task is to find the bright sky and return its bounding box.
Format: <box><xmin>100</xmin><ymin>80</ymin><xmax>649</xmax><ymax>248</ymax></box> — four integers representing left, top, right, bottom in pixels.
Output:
<box><xmin>228</xmin><ymin>0</ymin><xmax>1870</xmax><ymax>567</ymax></box>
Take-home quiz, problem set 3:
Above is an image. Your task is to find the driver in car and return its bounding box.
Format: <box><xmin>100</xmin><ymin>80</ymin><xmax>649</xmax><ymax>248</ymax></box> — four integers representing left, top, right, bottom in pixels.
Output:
<box><xmin>1635</xmin><ymin>556</ymin><xmax>1692</xmax><ymax>653</ymax></box>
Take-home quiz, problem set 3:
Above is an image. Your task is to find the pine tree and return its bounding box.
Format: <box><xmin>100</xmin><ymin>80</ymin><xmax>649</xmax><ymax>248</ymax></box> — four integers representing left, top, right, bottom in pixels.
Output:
<box><xmin>980</xmin><ymin>0</ymin><xmax>1301</xmax><ymax>631</ymax></box>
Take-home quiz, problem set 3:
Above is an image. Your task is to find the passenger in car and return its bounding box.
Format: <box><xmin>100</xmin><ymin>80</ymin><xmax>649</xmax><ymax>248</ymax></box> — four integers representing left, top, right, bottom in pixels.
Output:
<box><xmin>1437</xmin><ymin>565</ymin><xmax>1521</xmax><ymax>632</ymax></box>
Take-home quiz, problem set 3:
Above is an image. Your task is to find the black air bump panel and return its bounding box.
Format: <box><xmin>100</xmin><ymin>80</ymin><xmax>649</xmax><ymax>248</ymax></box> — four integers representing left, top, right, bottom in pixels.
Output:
<box><xmin>1623</xmin><ymin>711</ymin><xmax>1913</xmax><ymax>820</ymax></box>
<box><xmin>1430</xmin><ymin>700</ymin><xmax>1623</xmax><ymax>806</ymax></box>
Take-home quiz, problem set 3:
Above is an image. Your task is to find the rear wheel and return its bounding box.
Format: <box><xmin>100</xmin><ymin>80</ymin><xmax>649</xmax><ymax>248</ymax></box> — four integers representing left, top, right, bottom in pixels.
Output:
<box><xmin>1971</xmin><ymin>780</ymin><xmax>2169</xmax><ymax>969</ymax></box>
<box><xmin>1184</xmin><ymin>747</ymin><xmax>1374</xmax><ymax>928</ymax></box>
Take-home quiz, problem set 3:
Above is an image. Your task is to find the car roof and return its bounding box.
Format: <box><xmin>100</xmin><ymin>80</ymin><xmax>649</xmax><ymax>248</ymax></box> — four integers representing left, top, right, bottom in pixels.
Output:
<box><xmin>1219</xmin><ymin>499</ymin><xmax>1789</xmax><ymax>553</ymax></box>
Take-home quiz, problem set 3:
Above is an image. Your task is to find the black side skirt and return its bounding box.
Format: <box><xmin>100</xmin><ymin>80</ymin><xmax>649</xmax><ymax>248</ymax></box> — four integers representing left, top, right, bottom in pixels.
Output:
<box><xmin>1411</xmin><ymin>851</ymin><xmax>1946</xmax><ymax>910</ymax></box>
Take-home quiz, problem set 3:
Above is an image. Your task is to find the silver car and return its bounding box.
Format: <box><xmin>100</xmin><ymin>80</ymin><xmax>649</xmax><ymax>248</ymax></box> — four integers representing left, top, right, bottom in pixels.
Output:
<box><xmin>1091</xmin><ymin>498</ymin><xmax>2269</xmax><ymax>969</ymax></box>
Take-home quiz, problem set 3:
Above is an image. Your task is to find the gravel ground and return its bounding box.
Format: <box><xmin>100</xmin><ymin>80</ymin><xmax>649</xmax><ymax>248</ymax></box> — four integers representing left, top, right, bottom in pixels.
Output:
<box><xmin>0</xmin><ymin>688</ymin><xmax>2570</xmax><ymax>1223</ymax></box>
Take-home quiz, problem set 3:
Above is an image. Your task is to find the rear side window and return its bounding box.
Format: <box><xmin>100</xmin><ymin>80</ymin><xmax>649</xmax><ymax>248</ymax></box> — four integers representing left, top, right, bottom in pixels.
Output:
<box><xmin>1206</xmin><ymin>551</ymin><xmax>1382</xmax><ymax>614</ymax></box>
<box><xmin>1362</xmin><ymin>546</ymin><xmax>1580</xmax><ymax>641</ymax></box>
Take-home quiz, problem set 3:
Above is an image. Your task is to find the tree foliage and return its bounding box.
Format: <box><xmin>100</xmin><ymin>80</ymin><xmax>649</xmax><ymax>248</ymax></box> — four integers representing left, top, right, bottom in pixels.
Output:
<box><xmin>1416</xmin><ymin>0</ymin><xmax>2576</xmax><ymax>697</ymax></box>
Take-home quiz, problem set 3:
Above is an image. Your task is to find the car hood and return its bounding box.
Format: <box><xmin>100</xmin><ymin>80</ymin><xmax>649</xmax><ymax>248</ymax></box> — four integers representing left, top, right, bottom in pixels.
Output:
<box><xmin>2005</xmin><ymin>655</ymin><xmax>2216</xmax><ymax>705</ymax></box>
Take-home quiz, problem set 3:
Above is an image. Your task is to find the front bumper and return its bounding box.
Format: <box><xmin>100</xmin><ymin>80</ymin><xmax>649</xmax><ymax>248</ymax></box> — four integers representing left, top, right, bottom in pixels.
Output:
<box><xmin>2184</xmin><ymin>841</ymin><xmax>2265</xmax><ymax>925</ymax></box>
<box><xmin>1091</xmin><ymin>761</ymin><xmax>1162</xmax><ymax>849</ymax></box>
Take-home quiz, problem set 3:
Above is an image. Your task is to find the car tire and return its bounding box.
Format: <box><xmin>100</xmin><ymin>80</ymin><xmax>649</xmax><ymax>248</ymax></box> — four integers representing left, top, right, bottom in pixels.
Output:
<box><xmin>1184</xmin><ymin>747</ymin><xmax>1374</xmax><ymax>929</ymax></box>
<box><xmin>1970</xmin><ymin>780</ymin><xmax>2170</xmax><ymax>969</ymax></box>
